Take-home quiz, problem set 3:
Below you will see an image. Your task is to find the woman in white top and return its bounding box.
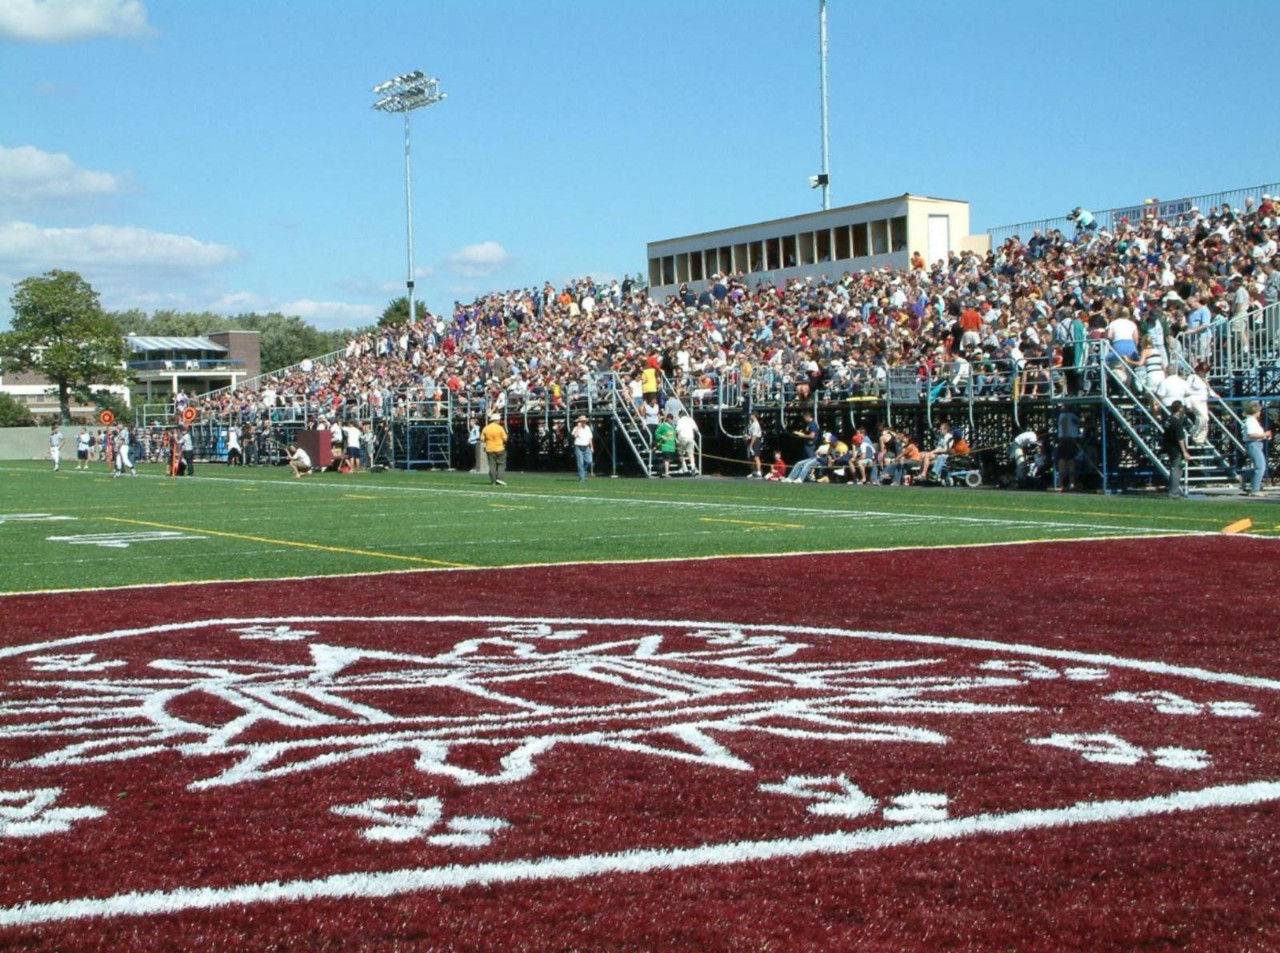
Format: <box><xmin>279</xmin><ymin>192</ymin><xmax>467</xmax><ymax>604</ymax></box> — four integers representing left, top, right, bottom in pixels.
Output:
<box><xmin>1106</xmin><ymin>307</ymin><xmax>1140</xmax><ymax>362</ymax></box>
<box><xmin>1242</xmin><ymin>402</ymin><xmax>1273</xmax><ymax>495</ymax></box>
<box><xmin>1183</xmin><ymin>361</ymin><xmax>1212</xmax><ymax>445</ymax></box>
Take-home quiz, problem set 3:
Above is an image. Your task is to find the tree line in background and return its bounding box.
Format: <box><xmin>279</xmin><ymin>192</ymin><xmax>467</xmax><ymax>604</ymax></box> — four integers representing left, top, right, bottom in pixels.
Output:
<box><xmin>0</xmin><ymin>270</ymin><xmax>362</xmax><ymax>425</ymax></box>
<box><xmin>112</xmin><ymin>309</ymin><xmax>350</xmax><ymax>371</ymax></box>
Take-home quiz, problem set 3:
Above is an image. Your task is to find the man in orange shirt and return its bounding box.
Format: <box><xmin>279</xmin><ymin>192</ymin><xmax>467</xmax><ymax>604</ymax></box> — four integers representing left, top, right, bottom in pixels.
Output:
<box><xmin>481</xmin><ymin>414</ymin><xmax>509</xmax><ymax>486</ymax></box>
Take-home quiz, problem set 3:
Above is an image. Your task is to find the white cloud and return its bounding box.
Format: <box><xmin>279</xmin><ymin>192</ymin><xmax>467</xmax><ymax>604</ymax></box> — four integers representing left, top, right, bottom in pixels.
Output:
<box><xmin>0</xmin><ymin>221</ymin><xmax>239</xmax><ymax>273</ymax></box>
<box><xmin>209</xmin><ymin>291</ymin><xmax>269</xmax><ymax>313</ymax></box>
<box><xmin>279</xmin><ymin>298</ymin><xmax>379</xmax><ymax>330</ymax></box>
<box><xmin>0</xmin><ymin>144</ymin><xmax>125</xmax><ymax>209</ymax></box>
<box><xmin>445</xmin><ymin>240</ymin><xmax>510</xmax><ymax>279</ymax></box>
<box><xmin>0</xmin><ymin>0</ymin><xmax>155</xmax><ymax>42</ymax></box>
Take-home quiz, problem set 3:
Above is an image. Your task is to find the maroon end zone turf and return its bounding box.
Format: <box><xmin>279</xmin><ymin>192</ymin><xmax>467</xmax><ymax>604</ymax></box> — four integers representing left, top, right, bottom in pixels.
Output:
<box><xmin>0</xmin><ymin>536</ymin><xmax>1277</xmax><ymax>951</ymax></box>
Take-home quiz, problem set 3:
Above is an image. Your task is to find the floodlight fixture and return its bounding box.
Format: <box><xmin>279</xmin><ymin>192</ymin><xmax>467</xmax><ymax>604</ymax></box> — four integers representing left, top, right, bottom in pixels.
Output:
<box><xmin>372</xmin><ymin>73</ymin><xmax>445</xmax><ymax>114</ymax></box>
<box><xmin>371</xmin><ymin>70</ymin><xmax>446</xmax><ymax>325</ymax></box>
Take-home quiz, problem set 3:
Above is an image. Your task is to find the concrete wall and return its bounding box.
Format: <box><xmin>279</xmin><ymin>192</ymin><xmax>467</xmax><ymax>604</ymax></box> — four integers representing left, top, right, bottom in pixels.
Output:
<box><xmin>0</xmin><ymin>427</ymin><xmax>54</xmax><ymax>461</ymax></box>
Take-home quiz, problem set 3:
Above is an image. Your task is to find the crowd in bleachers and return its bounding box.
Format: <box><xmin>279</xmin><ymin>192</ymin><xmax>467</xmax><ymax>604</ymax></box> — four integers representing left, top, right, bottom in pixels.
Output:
<box><xmin>185</xmin><ymin>196</ymin><xmax>1280</xmax><ymax>428</ymax></box>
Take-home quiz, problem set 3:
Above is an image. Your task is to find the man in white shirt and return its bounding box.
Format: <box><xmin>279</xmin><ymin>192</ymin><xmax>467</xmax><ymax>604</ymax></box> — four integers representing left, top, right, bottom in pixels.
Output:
<box><xmin>1155</xmin><ymin>366</ymin><xmax>1189</xmax><ymax>409</ymax></box>
<box><xmin>225</xmin><ymin>426</ymin><xmax>242</xmax><ymax>466</ymax></box>
<box><xmin>49</xmin><ymin>425</ymin><xmax>64</xmax><ymax>472</ymax></box>
<box><xmin>571</xmin><ymin>416</ymin><xmax>594</xmax><ymax>481</ymax></box>
<box><xmin>113</xmin><ymin>424</ymin><xmax>138</xmax><ymax>478</ymax></box>
<box><xmin>675</xmin><ymin>410</ymin><xmax>700</xmax><ymax>474</ymax></box>
<box><xmin>75</xmin><ymin>427</ymin><xmax>90</xmax><ymax>470</ymax></box>
<box><xmin>288</xmin><ymin>443</ymin><xmax>312</xmax><ymax>478</ymax></box>
<box><xmin>343</xmin><ymin>421</ymin><xmax>363</xmax><ymax>472</ymax></box>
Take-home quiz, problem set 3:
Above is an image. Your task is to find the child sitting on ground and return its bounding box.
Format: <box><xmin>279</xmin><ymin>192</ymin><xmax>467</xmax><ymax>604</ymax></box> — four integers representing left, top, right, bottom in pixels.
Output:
<box><xmin>765</xmin><ymin>451</ymin><xmax>787</xmax><ymax>482</ymax></box>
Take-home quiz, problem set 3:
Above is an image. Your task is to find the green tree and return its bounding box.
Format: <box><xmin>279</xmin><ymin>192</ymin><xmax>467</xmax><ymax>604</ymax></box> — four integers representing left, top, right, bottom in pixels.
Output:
<box><xmin>0</xmin><ymin>270</ymin><xmax>127</xmax><ymax>424</ymax></box>
<box><xmin>378</xmin><ymin>296</ymin><xmax>428</xmax><ymax>328</ymax></box>
<box><xmin>0</xmin><ymin>392</ymin><xmax>36</xmax><ymax>427</ymax></box>
<box><xmin>90</xmin><ymin>388</ymin><xmax>133</xmax><ymax>426</ymax></box>
<box><xmin>233</xmin><ymin>313</ymin><xmax>347</xmax><ymax>370</ymax></box>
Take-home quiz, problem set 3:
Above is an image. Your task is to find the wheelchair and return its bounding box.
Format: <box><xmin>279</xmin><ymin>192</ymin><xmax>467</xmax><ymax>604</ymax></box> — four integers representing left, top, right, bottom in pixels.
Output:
<box><xmin>936</xmin><ymin>453</ymin><xmax>983</xmax><ymax>488</ymax></box>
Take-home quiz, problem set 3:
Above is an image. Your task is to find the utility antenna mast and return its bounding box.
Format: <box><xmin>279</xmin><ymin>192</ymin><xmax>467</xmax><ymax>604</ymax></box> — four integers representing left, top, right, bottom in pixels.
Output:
<box><xmin>810</xmin><ymin>0</ymin><xmax>832</xmax><ymax>209</ymax></box>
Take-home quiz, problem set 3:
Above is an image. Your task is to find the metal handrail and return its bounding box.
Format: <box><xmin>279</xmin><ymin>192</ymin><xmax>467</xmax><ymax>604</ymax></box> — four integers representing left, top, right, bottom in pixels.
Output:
<box><xmin>1173</xmin><ymin>300</ymin><xmax>1280</xmax><ymax>379</ymax></box>
<box><xmin>988</xmin><ymin>181</ymin><xmax>1280</xmax><ymax>247</ymax></box>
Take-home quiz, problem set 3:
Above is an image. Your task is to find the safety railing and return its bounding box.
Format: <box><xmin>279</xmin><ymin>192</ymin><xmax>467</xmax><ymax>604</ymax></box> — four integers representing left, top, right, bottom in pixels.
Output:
<box><xmin>1173</xmin><ymin>301</ymin><xmax>1280</xmax><ymax>379</ymax></box>
<box><xmin>987</xmin><ymin>181</ymin><xmax>1280</xmax><ymax>247</ymax></box>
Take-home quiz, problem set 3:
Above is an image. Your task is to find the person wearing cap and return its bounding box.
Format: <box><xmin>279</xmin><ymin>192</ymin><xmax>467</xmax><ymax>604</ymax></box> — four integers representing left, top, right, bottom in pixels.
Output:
<box><xmin>571</xmin><ymin>415</ymin><xmax>594</xmax><ymax>481</ymax></box>
<box><xmin>481</xmin><ymin>414</ymin><xmax>508</xmax><ymax>486</ymax></box>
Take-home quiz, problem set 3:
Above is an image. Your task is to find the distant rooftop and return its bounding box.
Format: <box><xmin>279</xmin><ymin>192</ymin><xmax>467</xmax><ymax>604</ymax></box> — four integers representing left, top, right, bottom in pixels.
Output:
<box><xmin>125</xmin><ymin>336</ymin><xmax>227</xmax><ymax>353</ymax></box>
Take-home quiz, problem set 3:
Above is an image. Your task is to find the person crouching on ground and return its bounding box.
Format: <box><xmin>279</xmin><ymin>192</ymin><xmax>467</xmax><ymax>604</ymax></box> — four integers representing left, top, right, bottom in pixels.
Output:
<box><xmin>288</xmin><ymin>442</ymin><xmax>312</xmax><ymax>478</ymax></box>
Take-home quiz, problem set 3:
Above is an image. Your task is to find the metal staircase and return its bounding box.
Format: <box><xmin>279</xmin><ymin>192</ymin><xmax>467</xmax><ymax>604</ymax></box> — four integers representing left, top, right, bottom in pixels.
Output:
<box><xmin>1094</xmin><ymin>342</ymin><xmax>1244</xmax><ymax>489</ymax></box>
<box><xmin>609</xmin><ymin>378</ymin><xmax>654</xmax><ymax>476</ymax></box>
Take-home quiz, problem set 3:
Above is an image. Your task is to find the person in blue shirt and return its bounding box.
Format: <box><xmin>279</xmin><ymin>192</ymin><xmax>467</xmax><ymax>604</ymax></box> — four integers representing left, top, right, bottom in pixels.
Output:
<box><xmin>790</xmin><ymin>411</ymin><xmax>820</xmax><ymax>459</ymax></box>
<box><xmin>1183</xmin><ymin>295</ymin><xmax>1213</xmax><ymax>359</ymax></box>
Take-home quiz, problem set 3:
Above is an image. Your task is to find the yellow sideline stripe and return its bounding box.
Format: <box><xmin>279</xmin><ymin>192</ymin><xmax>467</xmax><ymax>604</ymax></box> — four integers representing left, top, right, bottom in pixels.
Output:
<box><xmin>700</xmin><ymin>517</ymin><xmax>805</xmax><ymax>530</ymax></box>
<box><xmin>103</xmin><ymin>517</ymin><xmax>473</xmax><ymax>569</ymax></box>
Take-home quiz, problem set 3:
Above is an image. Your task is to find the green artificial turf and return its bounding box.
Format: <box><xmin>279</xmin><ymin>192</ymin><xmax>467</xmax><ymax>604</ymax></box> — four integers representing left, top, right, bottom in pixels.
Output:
<box><xmin>0</xmin><ymin>459</ymin><xmax>1268</xmax><ymax>594</ymax></box>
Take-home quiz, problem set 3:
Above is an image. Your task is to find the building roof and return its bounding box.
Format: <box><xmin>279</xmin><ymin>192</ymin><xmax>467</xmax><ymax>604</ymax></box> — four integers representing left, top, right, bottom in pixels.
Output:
<box><xmin>125</xmin><ymin>336</ymin><xmax>228</xmax><ymax>353</ymax></box>
<box><xmin>647</xmin><ymin>192</ymin><xmax>968</xmax><ymax>250</ymax></box>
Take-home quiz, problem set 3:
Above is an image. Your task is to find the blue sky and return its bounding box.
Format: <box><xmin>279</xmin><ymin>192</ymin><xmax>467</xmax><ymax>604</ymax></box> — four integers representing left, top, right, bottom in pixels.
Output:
<box><xmin>2</xmin><ymin>0</ymin><xmax>1276</xmax><ymax>331</ymax></box>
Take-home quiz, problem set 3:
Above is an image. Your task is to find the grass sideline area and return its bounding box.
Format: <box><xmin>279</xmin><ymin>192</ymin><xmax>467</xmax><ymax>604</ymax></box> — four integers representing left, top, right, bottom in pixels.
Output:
<box><xmin>0</xmin><ymin>459</ymin><xmax>1272</xmax><ymax>593</ymax></box>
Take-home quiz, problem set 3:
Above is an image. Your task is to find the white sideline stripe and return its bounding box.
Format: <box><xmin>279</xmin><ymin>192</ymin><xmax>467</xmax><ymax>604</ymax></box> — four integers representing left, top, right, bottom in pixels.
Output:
<box><xmin>3</xmin><ymin>462</ymin><xmax>1181</xmax><ymax>535</ymax></box>
<box><xmin>271</xmin><ymin>473</ymin><xmax>1184</xmax><ymax>535</ymax></box>
<box><xmin>2</xmin><ymin>779</ymin><xmax>1277</xmax><ymax>928</ymax></box>
<box><xmin>0</xmin><ymin>531</ymin><xmax>1208</xmax><ymax>598</ymax></box>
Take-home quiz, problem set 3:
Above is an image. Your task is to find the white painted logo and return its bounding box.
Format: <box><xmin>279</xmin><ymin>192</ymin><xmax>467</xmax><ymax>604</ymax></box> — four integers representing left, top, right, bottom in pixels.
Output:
<box><xmin>46</xmin><ymin>531</ymin><xmax>204</xmax><ymax>549</ymax></box>
<box><xmin>0</xmin><ymin>614</ymin><xmax>1276</xmax><ymax>929</ymax></box>
<box><xmin>0</xmin><ymin>788</ymin><xmax>105</xmax><ymax>838</ymax></box>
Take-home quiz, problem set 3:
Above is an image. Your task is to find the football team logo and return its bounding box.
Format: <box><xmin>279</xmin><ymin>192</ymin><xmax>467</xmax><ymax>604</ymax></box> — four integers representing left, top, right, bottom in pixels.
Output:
<box><xmin>0</xmin><ymin>614</ymin><xmax>1277</xmax><ymax>928</ymax></box>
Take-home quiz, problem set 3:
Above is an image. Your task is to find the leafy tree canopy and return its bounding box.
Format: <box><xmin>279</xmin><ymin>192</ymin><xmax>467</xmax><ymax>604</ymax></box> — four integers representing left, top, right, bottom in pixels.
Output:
<box><xmin>378</xmin><ymin>296</ymin><xmax>429</xmax><ymax>328</ymax></box>
<box><xmin>0</xmin><ymin>270</ymin><xmax>127</xmax><ymax>424</ymax></box>
<box><xmin>0</xmin><ymin>391</ymin><xmax>36</xmax><ymax>427</ymax></box>
<box><xmin>109</xmin><ymin>308</ymin><xmax>351</xmax><ymax>374</ymax></box>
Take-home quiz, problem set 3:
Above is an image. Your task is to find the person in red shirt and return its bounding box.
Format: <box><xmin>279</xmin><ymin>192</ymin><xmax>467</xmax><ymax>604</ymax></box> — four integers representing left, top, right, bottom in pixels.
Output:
<box><xmin>765</xmin><ymin>451</ymin><xmax>787</xmax><ymax>482</ymax></box>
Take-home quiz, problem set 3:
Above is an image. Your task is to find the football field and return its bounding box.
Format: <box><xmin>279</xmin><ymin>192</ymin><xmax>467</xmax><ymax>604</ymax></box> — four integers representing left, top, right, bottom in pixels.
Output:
<box><xmin>0</xmin><ymin>460</ymin><xmax>1270</xmax><ymax>593</ymax></box>
<box><xmin>0</xmin><ymin>461</ymin><xmax>1277</xmax><ymax>951</ymax></box>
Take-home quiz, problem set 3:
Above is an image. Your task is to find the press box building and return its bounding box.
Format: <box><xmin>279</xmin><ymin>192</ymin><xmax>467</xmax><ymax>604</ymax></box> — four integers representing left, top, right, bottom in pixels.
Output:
<box><xmin>646</xmin><ymin>193</ymin><xmax>989</xmax><ymax>298</ymax></box>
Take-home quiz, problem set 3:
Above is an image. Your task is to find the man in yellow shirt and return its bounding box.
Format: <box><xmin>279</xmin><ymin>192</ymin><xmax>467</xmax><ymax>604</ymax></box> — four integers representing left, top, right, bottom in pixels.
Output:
<box><xmin>481</xmin><ymin>414</ymin><xmax>509</xmax><ymax>486</ymax></box>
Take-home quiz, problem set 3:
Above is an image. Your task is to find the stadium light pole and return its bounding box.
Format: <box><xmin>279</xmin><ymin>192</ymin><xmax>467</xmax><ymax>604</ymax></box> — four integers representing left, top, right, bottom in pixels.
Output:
<box><xmin>372</xmin><ymin>71</ymin><xmax>446</xmax><ymax>325</ymax></box>
<box><xmin>818</xmin><ymin>0</ymin><xmax>831</xmax><ymax>210</ymax></box>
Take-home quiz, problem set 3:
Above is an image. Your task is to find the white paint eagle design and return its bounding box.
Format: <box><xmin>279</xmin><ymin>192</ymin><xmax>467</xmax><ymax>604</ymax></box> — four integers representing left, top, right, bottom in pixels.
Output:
<box><xmin>0</xmin><ymin>614</ymin><xmax>1276</xmax><ymax>928</ymax></box>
